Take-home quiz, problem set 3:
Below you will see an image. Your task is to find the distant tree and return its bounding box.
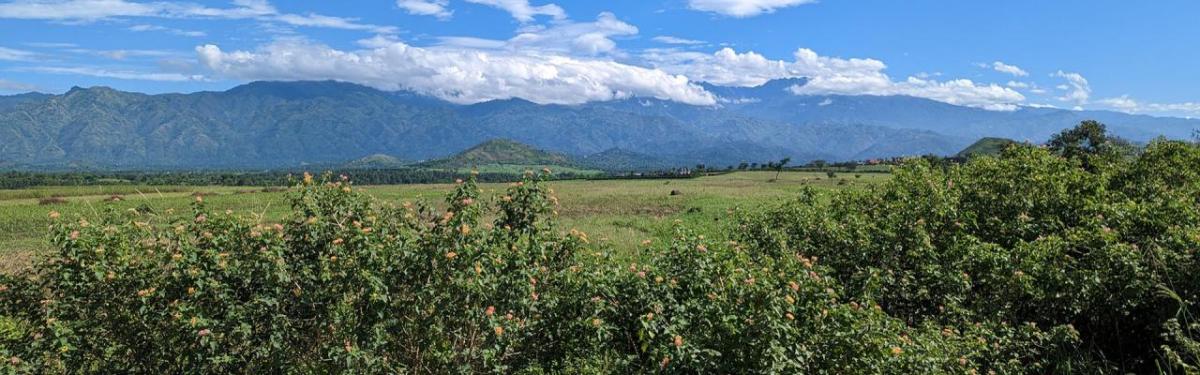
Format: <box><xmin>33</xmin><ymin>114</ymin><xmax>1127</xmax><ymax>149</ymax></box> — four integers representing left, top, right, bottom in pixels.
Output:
<box><xmin>738</xmin><ymin>162</ymin><xmax>749</xmax><ymax>170</ymax></box>
<box><xmin>695</xmin><ymin>164</ymin><xmax>706</xmax><ymax>172</ymax></box>
<box><xmin>811</xmin><ymin>160</ymin><xmax>828</xmax><ymax>169</ymax></box>
<box><xmin>750</xmin><ymin>163</ymin><xmax>758</xmax><ymax>170</ymax></box>
<box><xmin>1047</xmin><ymin>120</ymin><xmax>1139</xmax><ymax>171</ymax></box>
<box><xmin>1047</xmin><ymin>120</ymin><xmax>1110</xmax><ymax>159</ymax></box>
<box><xmin>826</xmin><ymin>171</ymin><xmax>837</xmax><ymax>179</ymax></box>
<box><xmin>774</xmin><ymin>157</ymin><xmax>791</xmax><ymax>180</ymax></box>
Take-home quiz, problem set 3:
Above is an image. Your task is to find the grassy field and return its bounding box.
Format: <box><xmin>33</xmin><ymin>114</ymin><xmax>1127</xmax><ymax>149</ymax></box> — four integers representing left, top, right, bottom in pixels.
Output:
<box><xmin>0</xmin><ymin>171</ymin><xmax>888</xmax><ymax>273</ymax></box>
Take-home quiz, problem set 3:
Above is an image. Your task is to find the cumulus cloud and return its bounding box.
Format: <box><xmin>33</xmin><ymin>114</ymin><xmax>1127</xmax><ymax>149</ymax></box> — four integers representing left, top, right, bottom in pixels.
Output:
<box><xmin>464</xmin><ymin>0</ymin><xmax>565</xmax><ymax>22</ymax></box>
<box><xmin>644</xmin><ymin>47</ymin><xmax>1025</xmax><ymax>110</ymax></box>
<box><xmin>652</xmin><ymin>36</ymin><xmax>705</xmax><ymax>45</ymax></box>
<box><xmin>641</xmin><ymin>48</ymin><xmax>789</xmax><ymax>87</ymax></box>
<box><xmin>1097</xmin><ymin>95</ymin><xmax>1200</xmax><ymax>117</ymax></box>
<box><xmin>195</xmin><ymin>41</ymin><xmax>716</xmax><ymax>106</ymax></box>
<box><xmin>1052</xmin><ymin>70</ymin><xmax>1090</xmax><ymax>105</ymax></box>
<box><xmin>687</xmin><ymin>0</ymin><xmax>817</xmax><ymax>18</ymax></box>
<box><xmin>396</xmin><ymin>0</ymin><xmax>451</xmax><ymax>19</ymax></box>
<box><xmin>0</xmin><ymin>0</ymin><xmax>395</xmax><ymax>34</ymax></box>
<box><xmin>507</xmin><ymin>12</ymin><xmax>636</xmax><ymax>55</ymax></box>
<box><xmin>438</xmin><ymin>12</ymin><xmax>637</xmax><ymax>56</ymax></box>
<box><xmin>991</xmin><ymin>61</ymin><xmax>1027</xmax><ymax>77</ymax></box>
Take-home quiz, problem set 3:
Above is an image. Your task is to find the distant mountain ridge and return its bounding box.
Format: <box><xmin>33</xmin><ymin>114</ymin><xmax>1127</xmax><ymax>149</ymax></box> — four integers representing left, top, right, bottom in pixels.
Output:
<box><xmin>0</xmin><ymin>80</ymin><xmax>1196</xmax><ymax>170</ymax></box>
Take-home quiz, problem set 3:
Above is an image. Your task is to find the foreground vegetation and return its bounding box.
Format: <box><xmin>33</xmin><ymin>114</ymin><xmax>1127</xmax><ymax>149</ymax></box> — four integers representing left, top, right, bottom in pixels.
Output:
<box><xmin>1</xmin><ymin>122</ymin><xmax>1198</xmax><ymax>373</ymax></box>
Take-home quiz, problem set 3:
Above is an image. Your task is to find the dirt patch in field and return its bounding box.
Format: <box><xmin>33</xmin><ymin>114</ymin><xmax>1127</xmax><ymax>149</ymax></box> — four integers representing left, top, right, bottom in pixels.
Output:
<box><xmin>0</xmin><ymin>250</ymin><xmax>35</xmax><ymax>275</ymax></box>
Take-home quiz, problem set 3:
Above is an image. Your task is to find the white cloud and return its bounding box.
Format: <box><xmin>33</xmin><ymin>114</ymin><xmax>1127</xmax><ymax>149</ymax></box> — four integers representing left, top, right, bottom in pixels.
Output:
<box><xmin>464</xmin><ymin>0</ymin><xmax>565</xmax><ymax>22</ymax></box>
<box><xmin>0</xmin><ymin>0</ymin><xmax>395</xmax><ymax>34</ymax></box>
<box><xmin>0</xmin><ymin>0</ymin><xmax>269</xmax><ymax>21</ymax></box>
<box><xmin>1097</xmin><ymin>95</ymin><xmax>1200</xmax><ymax>117</ymax></box>
<box><xmin>128</xmin><ymin>24</ymin><xmax>206</xmax><ymax>37</ymax></box>
<box><xmin>24</xmin><ymin>42</ymin><xmax>78</xmax><ymax>48</ymax></box>
<box><xmin>396</xmin><ymin>0</ymin><xmax>451</xmax><ymax>19</ymax></box>
<box><xmin>438</xmin><ymin>12</ymin><xmax>637</xmax><ymax>56</ymax></box>
<box><xmin>1096</xmin><ymin>95</ymin><xmax>1137</xmax><ymax>112</ymax></box>
<box><xmin>195</xmin><ymin>41</ymin><xmax>716</xmax><ymax>106</ymax></box>
<box><xmin>272</xmin><ymin>13</ymin><xmax>397</xmax><ymax>34</ymax></box>
<box><xmin>0</xmin><ymin>0</ymin><xmax>161</xmax><ymax>20</ymax></box>
<box><xmin>1006</xmin><ymin>81</ymin><xmax>1028</xmax><ymax>89</ymax></box>
<box><xmin>1052</xmin><ymin>70</ymin><xmax>1090</xmax><ymax>104</ymax></box>
<box><xmin>687</xmin><ymin>0</ymin><xmax>817</xmax><ymax>18</ymax></box>
<box><xmin>644</xmin><ymin>47</ymin><xmax>1025</xmax><ymax>110</ymax></box>
<box><xmin>652</xmin><ymin>36</ymin><xmax>705</xmax><ymax>45</ymax></box>
<box><xmin>507</xmin><ymin>12</ymin><xmax>636</xmax><ymax>55</ymax></box>
<box><xmin>0</xmin><ymin>46</ymin><xmax>36</xmax><ymax>61</ymax></box>
<box><xmin>69</xmin><ymin>48</ymin><xmax>179</xmax><ymax>60</ymax></box>
<box><xmin>434</xmin><ymin>36</ymin><xmax>508</xmax><ymax>49</ymax></box>
<box><xmin>357</xmin><ymin>34</ymin><xmax>408</xmax><ymax>49</ymax></box>
<box><xmin>641</xmin><ymin>48</ymin><xmax>789</xmax><ymax>87</ymax></box>
<box><xmin>991</xmin><ymin>61</ymin><xmax>1027</xmax><ymax>77</ymax></box>
<box><xmin>25</xmin><ymin>66</ymin><xmax>205</xmax><ymax>81</ymax></box>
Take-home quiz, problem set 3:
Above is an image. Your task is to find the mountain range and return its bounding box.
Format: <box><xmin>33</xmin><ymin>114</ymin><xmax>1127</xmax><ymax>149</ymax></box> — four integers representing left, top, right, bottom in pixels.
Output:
<box><xmin>0</xmin><ymin>79</ymin><xmax>1196</xmax><ymax>171</ymax></box>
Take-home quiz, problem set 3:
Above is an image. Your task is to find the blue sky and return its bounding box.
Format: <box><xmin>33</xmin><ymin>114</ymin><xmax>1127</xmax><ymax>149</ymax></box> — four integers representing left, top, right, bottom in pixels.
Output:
<box><xmin>0</xmin><ymin>0</ymin><xmax>1197</xmax><ymax>117</ymax></box>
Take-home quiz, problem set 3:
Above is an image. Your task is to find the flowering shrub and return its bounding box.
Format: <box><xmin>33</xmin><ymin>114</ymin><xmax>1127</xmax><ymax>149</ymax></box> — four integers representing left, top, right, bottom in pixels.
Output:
<box><xmin>736</xmin><ymin>139</ymin><xmax>1200</xmax><ymax>373</ymax></box>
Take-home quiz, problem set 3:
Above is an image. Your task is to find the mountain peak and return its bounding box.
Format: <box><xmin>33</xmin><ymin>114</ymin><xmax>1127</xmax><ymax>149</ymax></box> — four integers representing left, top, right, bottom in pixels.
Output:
<box><xmin>65</xmin><ymin>85</ymin><xmax>118</xmax><ymax>95</ymax></box>
<box><xmin>755</xmin><ymin>77</ymin><xmax>809</xmax><ymax>90</ymax></box>
<box><xmin>225</xmin><ymin>80</ymin><xmax>380</xmax><ymax>99</ymax></box>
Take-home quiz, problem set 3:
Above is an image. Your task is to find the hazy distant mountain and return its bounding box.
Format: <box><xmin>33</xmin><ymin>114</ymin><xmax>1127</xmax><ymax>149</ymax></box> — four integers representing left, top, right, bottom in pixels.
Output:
<box><xmin>0</xmin><ymin>80</ymin><xmax>1196</xmax><ymax>170</ymax></box>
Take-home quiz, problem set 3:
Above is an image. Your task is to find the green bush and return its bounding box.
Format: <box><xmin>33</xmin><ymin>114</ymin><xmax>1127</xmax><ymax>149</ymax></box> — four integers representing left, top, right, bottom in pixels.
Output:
<box><xmin>736</xmin><ymin>139</ymin><xmax>1200</xmax><ymax>373</ymax></box>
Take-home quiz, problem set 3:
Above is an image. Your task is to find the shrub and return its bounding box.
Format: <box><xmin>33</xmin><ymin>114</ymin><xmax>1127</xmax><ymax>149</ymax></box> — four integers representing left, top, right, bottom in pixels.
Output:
<box><xmin>736</xmin><ymin>140</ymin><xmax>1200</xmax><ymax>372</ymax></box>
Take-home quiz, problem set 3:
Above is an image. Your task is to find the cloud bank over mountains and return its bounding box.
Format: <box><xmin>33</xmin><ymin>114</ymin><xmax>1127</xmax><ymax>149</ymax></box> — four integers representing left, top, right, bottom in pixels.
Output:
<box><xmin>0</xmin><ymin>0</ymin><xmax>1197</xmax><ymax>117</ymax></box>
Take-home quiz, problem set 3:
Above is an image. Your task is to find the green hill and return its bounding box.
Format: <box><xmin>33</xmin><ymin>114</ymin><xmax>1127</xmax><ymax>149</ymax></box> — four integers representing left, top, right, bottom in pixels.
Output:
<box><xmin>420</xmin><ymin>139</ymin><xmax>575</xmax><ymax>170</ymax></box>
<box><xmin>956</xmin><ymin>137</ymin><xmax>1017</xmax><ymax>158</ymax></box>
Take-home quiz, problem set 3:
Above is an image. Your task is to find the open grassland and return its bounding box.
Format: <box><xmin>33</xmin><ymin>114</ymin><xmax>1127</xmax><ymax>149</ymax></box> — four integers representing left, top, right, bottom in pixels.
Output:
<box><xmin>0</xmin><ymin>171</ymin><xmax>887</xmax><ymax>273</ymax></box>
